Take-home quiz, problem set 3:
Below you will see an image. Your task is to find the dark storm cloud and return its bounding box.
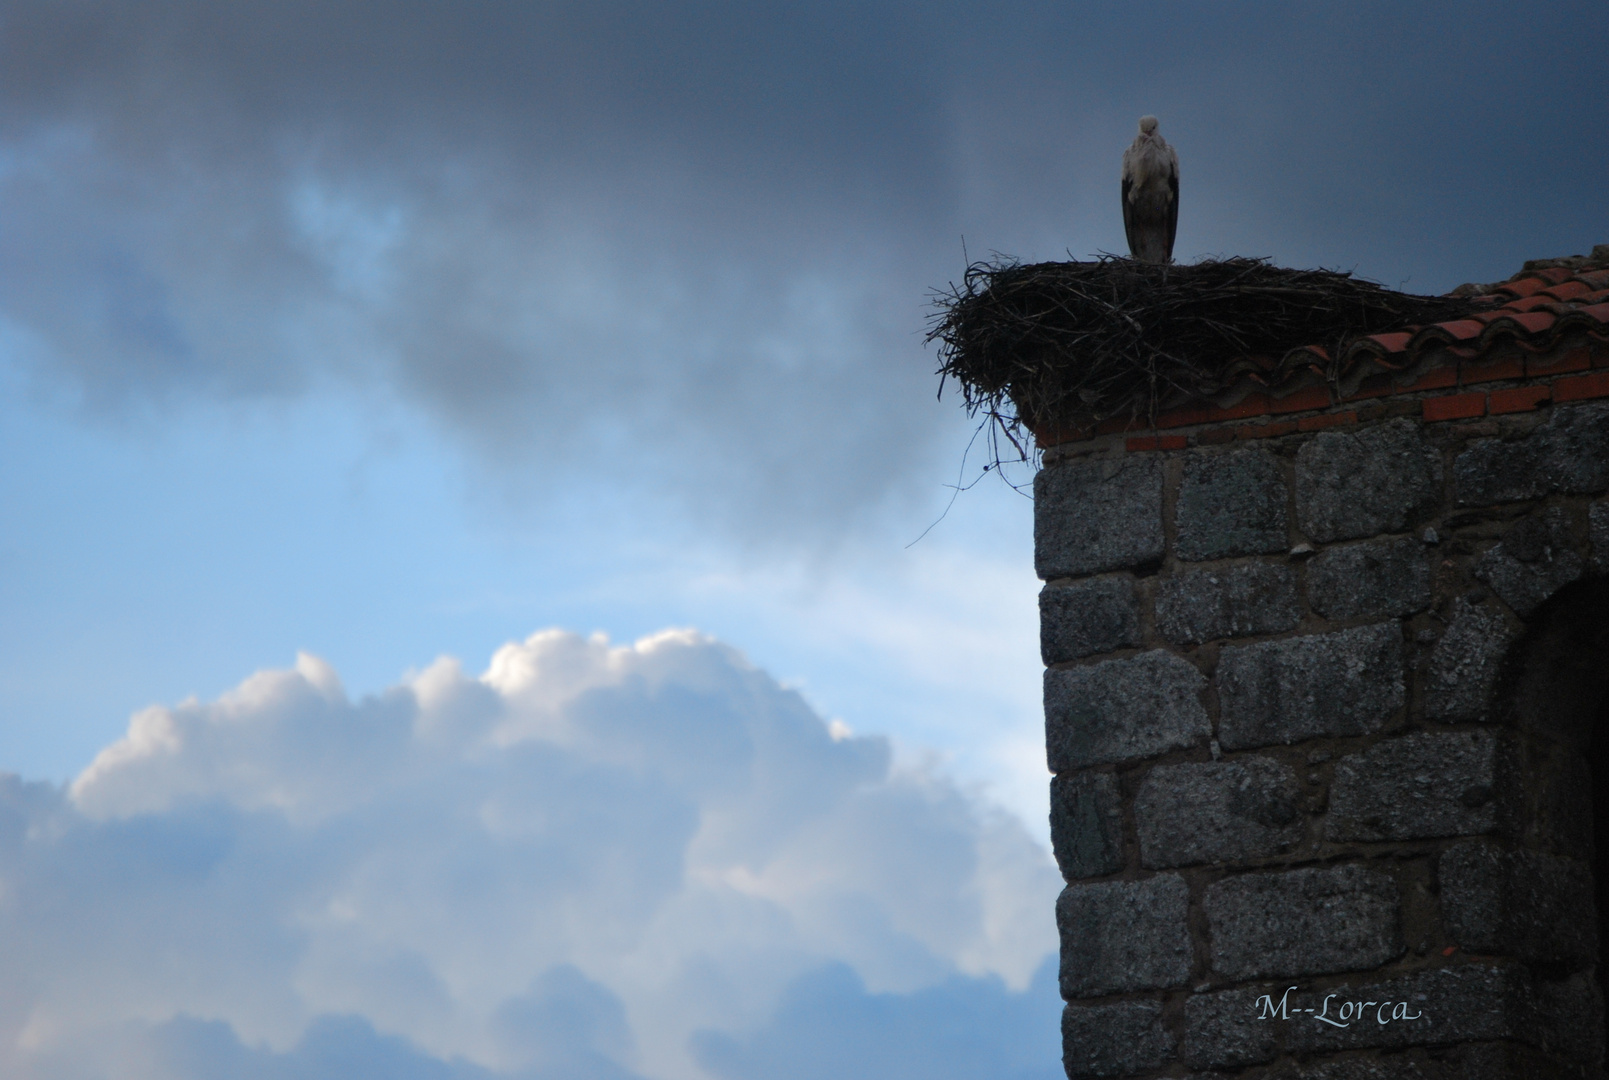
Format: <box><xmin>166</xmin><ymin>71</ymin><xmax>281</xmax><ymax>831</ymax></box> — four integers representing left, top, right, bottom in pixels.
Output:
<box><xmin>1</xmin><ymin>2</ymin><xmax>1605</xmax><ymax>536</ymax></box>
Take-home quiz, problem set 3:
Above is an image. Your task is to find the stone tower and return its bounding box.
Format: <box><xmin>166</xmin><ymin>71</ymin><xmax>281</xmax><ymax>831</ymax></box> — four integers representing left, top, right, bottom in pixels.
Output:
<box><xmin>1031</xmin><ymin>256</ymin><xmax>1609</xmax><ymax>1078</ymax></box>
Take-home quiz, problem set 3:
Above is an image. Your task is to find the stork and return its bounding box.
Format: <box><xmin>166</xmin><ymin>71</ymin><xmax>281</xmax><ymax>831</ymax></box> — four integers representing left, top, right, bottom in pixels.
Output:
<box><xmin>1121</xmin><ymin>116</ymin><xmax>1179</xmax><ymax>263</ymax></box>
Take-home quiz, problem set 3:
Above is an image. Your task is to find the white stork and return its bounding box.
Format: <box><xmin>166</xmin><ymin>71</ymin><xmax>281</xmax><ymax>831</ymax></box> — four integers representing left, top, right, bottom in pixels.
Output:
<box><xmin>1121</xmin><ymin>115</ymin><xmax>1179</xmax><ymax>263</ymax></box>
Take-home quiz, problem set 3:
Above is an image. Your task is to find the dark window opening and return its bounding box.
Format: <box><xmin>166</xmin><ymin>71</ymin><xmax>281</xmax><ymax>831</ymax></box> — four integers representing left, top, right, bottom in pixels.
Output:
<box><xmin>1500</xmin><ymin>578</ymin><xmax>1609</xmax><ymax>1011</ymax></box>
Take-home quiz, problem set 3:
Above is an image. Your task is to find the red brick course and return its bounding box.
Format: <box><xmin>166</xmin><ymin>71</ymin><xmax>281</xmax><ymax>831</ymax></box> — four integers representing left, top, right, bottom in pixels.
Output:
<box><xmin>1487</xmin><ymin>386</ymin><xmax>1551</xmax><ymax>414</ymax></box>
<box><xmin>1297</xmin><ymin>411</ymin><xmax>1358</xmax><ymax>432</ymax></box>
<box><xmin>1461</xmin><ymin>356</ymin><xmax>1525</xmax><ymax>384</ymax></box>
<box><xmin>1553</xmin><ymin>370</ymin><xmax>1609</xmax><ymax>402</ymax></box>
<box><xmin>1125</xmin><ymin>435</ymin><xmax>1188</xmax><ymax>452</ymax></box>
<box><xmin>1528</xmin><ymin>348</ymin><xmax>1592</xmax><ymax>376</ymax></box>
<box><xmin>1404</xmin><ymin>367</ymin><xmax>1459</xmax><ymax>392</ymax></box>
<box><xmin>1152</xmin><ymin>406</ymin><xmax>1218</xmax><ymax>430</ymax></box>
<box><xmin>1043</xmin><ymin>346</ymin><xmax>1609</xmax><ymax>450</ymax></box>
<box><xmin>1423</xmin><ymin>393</ymin><xmax>1485</xmax><ymax>422</ymax></box>
<box><xmin>1268</xmin><ymin>385</ymin><xmax>1332</xmax><ymax>415</ymax></box>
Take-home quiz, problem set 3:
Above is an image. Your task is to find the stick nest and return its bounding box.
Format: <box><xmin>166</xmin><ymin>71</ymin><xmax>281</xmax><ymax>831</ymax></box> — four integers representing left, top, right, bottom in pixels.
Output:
<box><xmin>928</xmin><ymin>256</ymin><xmax>1481</xmax><ymax>451</ymax></box>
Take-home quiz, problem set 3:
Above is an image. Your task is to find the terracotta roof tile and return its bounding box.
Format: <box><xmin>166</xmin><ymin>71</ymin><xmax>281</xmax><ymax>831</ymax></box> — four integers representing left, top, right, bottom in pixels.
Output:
<box><xmin>1508</xmin><ymin>311</ymin><xmax>1558</xmax><ymax>333</ymax></box>
<box><xmin>1230</xmin><ymin>253</ymin><xmax>1609</xmax><ymax>410</ymax></box>
<box><xmin>1505</xmin><ymin>294</ymin><xmax>1556</xmax><ymax>312</ymax></box>
<box><xmin>1024</xmin><ymin>249</ymin><xmax>1609</xmax><ymax>437</ymax></box>
<box><xmin>1366</xmin><ymin>331</ymin><xmax>1413</xmax><ymax>353</ymax></box>
<box><xmin>1542</xmin><ymin>281</ymin><xmax>1593</xmax><ymax>301</ymax></box>
<box><xmin>1497</xmin><ymin>277</ymin><xmax>1548</xmax><ymax>297</ymax></box>
<box><xmin>1434</xmin><ymin>320</ymin><xmax>1486</xmax><ymax>341</ymax></box>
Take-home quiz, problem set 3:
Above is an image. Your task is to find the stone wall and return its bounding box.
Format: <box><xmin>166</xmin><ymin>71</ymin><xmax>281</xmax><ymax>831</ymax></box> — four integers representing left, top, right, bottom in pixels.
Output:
<box><xmin>1038</xmin><ymin>342</ymin><xmax>1609</xmax><ymax>1079</ymax></box>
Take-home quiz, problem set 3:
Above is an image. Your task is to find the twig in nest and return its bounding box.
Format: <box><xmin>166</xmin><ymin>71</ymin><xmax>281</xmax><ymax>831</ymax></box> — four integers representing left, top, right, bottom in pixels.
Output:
<box><xmin>927</xmin><ymin>255</ymin><xmax>1482</xmax><ymax>470</ymax></box>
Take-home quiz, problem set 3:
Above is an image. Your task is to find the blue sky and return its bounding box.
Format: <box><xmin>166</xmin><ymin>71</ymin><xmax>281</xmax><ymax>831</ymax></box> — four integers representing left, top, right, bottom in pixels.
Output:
<box><xmin>0</xmin><ymin>2</ymin><xmax>1606</xmax><ymax>1077</ymax></box>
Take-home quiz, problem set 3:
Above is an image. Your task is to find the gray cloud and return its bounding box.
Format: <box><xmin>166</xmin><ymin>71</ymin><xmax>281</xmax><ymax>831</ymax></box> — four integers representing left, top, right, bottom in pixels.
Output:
<box><xmin>1</xmin><ymin>2</ymin><xmax>1605</xmax><ymax>539</ymax></box>
<box><xmin>691</xmin><ymin>960</ymin><xmax>1061</xmax><ymax>1080</ymax></box>
<box><xmin>80</xmin><ymin>1014</ymin><xmax>507</xmax><ymax>1080</ymax></box>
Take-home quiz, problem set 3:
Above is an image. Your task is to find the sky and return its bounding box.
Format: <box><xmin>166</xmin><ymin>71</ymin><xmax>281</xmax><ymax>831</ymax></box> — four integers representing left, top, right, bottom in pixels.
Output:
<box><xmin>0</xmin><ymin>2</ymin><xmax>1606</xmax><ymax>1077</ymax></box>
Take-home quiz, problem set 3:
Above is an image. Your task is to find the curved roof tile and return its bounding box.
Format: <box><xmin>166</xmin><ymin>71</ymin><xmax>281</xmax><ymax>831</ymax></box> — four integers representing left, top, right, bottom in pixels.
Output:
<box><xmin>1221</xmin><ymin>252</ymin><xmax>1609</xmax><ymax>410</ymax></box>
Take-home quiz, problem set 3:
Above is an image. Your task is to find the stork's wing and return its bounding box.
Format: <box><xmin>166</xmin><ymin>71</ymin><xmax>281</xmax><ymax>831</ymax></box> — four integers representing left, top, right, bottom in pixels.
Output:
<box><xmin>1121</xmin><ymin>175</ymin><xmax>1136</xmax><ymax>258</ymax></box>
<box><xmin>1164</xmin><ymin>168</ymin><xmax>1179</xmax><ymax>262</ymax></box>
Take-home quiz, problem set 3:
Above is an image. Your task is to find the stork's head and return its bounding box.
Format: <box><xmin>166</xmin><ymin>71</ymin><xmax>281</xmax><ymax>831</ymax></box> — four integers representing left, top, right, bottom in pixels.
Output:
<box><xmin>1138</xmin><ymin>115</ymin><xmax>1159</xmax><ymax>136</ymax></box>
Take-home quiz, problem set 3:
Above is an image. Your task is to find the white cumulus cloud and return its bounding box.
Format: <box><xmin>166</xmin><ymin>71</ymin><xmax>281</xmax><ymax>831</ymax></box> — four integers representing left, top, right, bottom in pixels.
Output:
<box><xmin>3</xmin><ymin>628</ymin><xmax>1061</xmax><ymax>1079</ymax></box>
